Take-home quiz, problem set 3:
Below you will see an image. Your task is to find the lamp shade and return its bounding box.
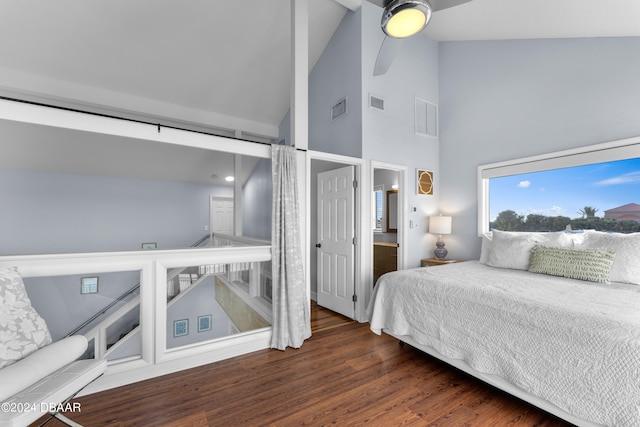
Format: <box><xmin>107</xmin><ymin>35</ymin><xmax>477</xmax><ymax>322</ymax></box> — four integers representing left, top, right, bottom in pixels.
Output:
<box><xmin>429</xmin><ymin>216</ymin><xmax>452</xmax><ymax>235</ymax></box>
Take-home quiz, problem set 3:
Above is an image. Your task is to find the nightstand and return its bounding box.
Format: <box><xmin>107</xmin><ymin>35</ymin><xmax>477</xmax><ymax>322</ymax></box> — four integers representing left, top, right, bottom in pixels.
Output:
<box><xmin>421</xmin><ymin>258</ymin><xmax>463</xmax><ymax>267</ymax></box>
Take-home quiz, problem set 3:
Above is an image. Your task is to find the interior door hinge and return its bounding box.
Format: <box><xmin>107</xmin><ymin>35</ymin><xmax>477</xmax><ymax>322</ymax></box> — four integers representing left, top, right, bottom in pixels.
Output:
<box><xmin>353</xmin><ymin>180</ymin><xmax>358</xmax><ymax>189</ymax></box>
<box><xmin>352</xmin><ymin>237</ymin><xmax>357</xmax><ymax>245</ymax></box>
<box><xmin>352</xmin><ymin>294</ymin><xmax>357</xmax><ymax>302</ymax></box>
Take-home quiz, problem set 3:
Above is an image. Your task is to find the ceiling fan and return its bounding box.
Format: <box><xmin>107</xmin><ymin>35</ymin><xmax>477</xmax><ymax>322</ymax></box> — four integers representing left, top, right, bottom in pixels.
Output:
<box><xmin>368</xmin><ymin>0</ymin><xmax>473</xmax><ymax>75</ymax></box>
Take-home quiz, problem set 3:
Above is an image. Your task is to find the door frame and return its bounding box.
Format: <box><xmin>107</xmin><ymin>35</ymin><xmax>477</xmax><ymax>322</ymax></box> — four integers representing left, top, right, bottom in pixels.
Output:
<box><xmin>209</xmin><ymin>196</ymin><xmax>234</xmax><ymax>237</ymax></box>
<box><xmin>371</xmin><ymin>160</ymin><xmax>407</xmax><ymax>289</ymax></box>
<box><xmin>307</xmin><ymin>151</ymin><xmax>366</xmax><ymax>321</ymax></box>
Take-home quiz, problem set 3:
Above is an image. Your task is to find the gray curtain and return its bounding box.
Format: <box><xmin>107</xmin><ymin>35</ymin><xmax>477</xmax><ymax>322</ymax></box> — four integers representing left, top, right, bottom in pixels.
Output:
<box><xmin>270</xmin><ymin>145</ymin><xmax>311</xmax><ymax>350</ymax></box>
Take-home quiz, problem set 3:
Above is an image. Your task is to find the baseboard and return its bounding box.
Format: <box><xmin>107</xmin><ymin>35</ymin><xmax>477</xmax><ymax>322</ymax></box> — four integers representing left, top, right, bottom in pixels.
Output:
<box><xmin>80</xmin><ymin>329</ymin><xmax>271</xmax><ymax>396</ymax></box>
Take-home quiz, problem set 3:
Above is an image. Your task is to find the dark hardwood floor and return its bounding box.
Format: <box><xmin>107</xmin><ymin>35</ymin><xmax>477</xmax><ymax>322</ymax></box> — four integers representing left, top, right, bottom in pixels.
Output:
<box><xmin>309</xmin><ymin>300</ymin><xmax>356</xmax><ymax>333</ymax></box>
<box><xmin>35</xmin><ymin>305</ymin><xmax>572</xmax><ymax>427</ymax></box>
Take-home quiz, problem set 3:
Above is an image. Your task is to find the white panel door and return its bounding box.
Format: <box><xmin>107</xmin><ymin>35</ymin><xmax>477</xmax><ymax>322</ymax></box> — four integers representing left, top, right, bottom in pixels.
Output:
<box><xmin>210</xmin><ymin>197</ymin><xmax>234</xmax><ymax>235</ymax></box>
<box><xmin>317</xmin><ymin>166</ymin><xmax>355</xmax><ymax>318</ymax></box>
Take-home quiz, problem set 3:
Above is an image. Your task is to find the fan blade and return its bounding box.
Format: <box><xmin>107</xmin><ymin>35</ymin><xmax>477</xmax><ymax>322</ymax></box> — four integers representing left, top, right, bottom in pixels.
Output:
<box><xmin>373</xmin><ymin>36</ymin><xmax>402</xmax><ymax>76</ymax></box>
<box><xmin>429</xmin><ymin>0</ymin><xmax>473</xmax><ymax>12</ymax></box>
<box><xmin>366</xmin><ymin>0</ymin><xmax>387</xmax><ymax>7</ymax></box>
<box><xmin>367</xmin><ymin>0</ymin><xmax>473</xmax><ymax>11</ymax></box>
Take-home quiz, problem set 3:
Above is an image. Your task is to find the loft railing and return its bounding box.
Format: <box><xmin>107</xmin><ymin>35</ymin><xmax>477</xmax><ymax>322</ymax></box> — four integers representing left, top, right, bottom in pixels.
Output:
<box><xmin>65</xmin><ymin>234</ymin><xmax>214</xmax><ymax>338</ymax></box>
<box><xmin>69</xmin><ymin>233</ymin><xmax>270</xmax><ymax>359</ymax></box>
<box><xmin>65</xmin><ymin>283</ymin><xmax>140</xmax><ymax>338</ymax></box>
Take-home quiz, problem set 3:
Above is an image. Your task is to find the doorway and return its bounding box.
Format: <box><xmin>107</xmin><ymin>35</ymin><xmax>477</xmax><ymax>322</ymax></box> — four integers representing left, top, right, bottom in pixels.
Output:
<box><xmin>371</xmin><ymin>162</ymin><xmax>406</xmax><ymax>288</ymax></box>
<box><xmin>316</xmin><ymin>165</ymin><xmax>356</xmax><ymax>318</ymax></box>
<box><xmin>210</xmin><ymin>196</ymin><xmax>234</xmax><ymax>236</ymax></box>
<box><xmin>310</xmin><ymin>155</ymin><xmax>362</xmax><ymax>320</ymax></box>
<box><xmin>372</xmin><ymin>168</ymin><xmax>399</xmax><ymax>283</ymax></box>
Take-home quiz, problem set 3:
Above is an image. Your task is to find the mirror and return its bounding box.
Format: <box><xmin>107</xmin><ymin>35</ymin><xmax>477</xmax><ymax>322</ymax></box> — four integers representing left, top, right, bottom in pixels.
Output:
<box><xmin>386</xmin><ymin>190</ymin><xmax>398</xmax><ymax>233</ymax></box>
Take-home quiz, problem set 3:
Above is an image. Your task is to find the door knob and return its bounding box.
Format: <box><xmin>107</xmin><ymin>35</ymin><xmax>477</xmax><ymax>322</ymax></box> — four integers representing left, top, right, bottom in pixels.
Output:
<box><xmin>315</xmin><ymin>243</ymin><xmax>322</xmax><ymax>248</ymax></box>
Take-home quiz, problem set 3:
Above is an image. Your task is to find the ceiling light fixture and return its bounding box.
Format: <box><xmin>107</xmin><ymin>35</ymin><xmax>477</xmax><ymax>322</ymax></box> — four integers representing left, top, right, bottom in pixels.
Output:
<box><xmin>381</xmin><ymin>0</ymin><xmax>432</xmax><ymax>38</ymax></box>
<box><xmin>225</xmin><ymin>176</ymin><xmax>235</xmax><ymax>182</ymax></box>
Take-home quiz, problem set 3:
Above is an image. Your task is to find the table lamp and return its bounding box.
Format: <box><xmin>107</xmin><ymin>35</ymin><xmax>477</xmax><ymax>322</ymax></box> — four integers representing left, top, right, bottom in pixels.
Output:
<box><xmin>428</xmin><ymin>215</ymin><xmax>452</xmax><ymax>259</ymax></box>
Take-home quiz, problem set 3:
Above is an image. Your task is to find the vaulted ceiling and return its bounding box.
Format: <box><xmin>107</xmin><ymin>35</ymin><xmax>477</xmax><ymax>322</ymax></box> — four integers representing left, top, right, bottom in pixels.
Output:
<box><xmin>1</xmin><ymin>0</ymin><xmax>639</xmax><ymax>137</ymax></box>
<box><xmin>1</xmin><ymin>0</ymin><xmax>639</xmax><ymax>184</ymax></box>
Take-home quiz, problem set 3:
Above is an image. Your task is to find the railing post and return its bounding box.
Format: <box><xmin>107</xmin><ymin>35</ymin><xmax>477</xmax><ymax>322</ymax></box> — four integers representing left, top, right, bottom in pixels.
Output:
<box><xmin>249</xmin><ymin>262</ymin><xmax>261</xmax><ymax>298</ymax></box>
<box><xmin>97</xmin><ymin>327</ymin><xmax>107</xmax><ymax>359</ymax></box>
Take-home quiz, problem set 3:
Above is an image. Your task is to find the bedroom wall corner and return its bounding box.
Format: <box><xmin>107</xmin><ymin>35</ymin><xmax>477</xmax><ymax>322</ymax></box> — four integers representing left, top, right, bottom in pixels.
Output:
<box><xmin>361</xmin><ymin>1</ymin><xmax>441</xmax><ymax>268</ymax></box>
<box><xmin>438</xmin><ymin>37</ymin><xmax>640</xmax><ymax>261</ymax></box>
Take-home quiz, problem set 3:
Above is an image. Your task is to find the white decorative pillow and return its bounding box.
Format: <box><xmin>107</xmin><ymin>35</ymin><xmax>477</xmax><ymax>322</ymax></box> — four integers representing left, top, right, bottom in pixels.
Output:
<box><xmin>0</xmin><ymin>267</ymin><xmax>52</xmax><ymax>369</ymax></box>
<box><xmin>528</xmin><ymin>246</ymin><xmax>616</xmax><ymax>283</ymax></box>
<box><xmin>580</xmin><ymin>231</ymin><xmax>640</xmax><ymax>285</ymax></box>
<box><xmin>479</xmin><ymin>232</ymin><xmax>492</xmax><ymax>264</ymax></box>
<box><xmin>487</xmin><ymin>230</ymin><xmax>548</xmax><ymax>270</ymax></box>
<box><xmin>479</xmin><ymin>230</ymin><xmax>576</xmax><ymax>270</ymax></box>
<box><xmin>539</xmin><ymin>231</ymin><xmax>577</xmax><ymax>248</ymax></box>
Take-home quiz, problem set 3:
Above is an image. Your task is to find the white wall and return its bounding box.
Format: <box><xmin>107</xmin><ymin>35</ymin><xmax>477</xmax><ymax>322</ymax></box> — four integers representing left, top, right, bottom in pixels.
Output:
<box><xmin>361</xmin><ymin>1</ymin><xmax>441</xmax><ymax>267</ymax></box>
<box><xmin>439</xmin><ymin>37</ymin><xmax>640</xmax><ymax>261</ymax></box>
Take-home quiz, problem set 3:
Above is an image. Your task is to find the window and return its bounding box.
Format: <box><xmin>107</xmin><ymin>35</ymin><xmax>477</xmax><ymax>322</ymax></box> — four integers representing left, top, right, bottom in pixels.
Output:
<box><xmin>373</xmin><ymin>185</ymin><xmax>384</xmax><ymax>231</ymax></box>
<box><xmin>478</xmin><ymin>137</ymin><xmax>640</xmax><ymax>234</ymax></box>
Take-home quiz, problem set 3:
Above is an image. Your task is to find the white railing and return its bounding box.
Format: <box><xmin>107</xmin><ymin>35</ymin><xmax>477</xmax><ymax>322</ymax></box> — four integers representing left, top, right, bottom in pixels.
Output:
<box><xmin>0</xmin><ymin>245</ymin><xmax>272</xmax><ymax>375</ymax></box>
<box><xmin>84</xmin><ymin>295</ymin><xmax>141</xmax><ymax>359</ymax></box>
<box><xmin>208</xmin><ymin>233</ymin><xmax>270</xmax><ymax>248</ymax></box>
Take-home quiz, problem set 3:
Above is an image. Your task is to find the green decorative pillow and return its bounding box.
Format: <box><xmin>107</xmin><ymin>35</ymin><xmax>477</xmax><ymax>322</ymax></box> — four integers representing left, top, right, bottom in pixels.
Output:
<box><xmin>528</xmin><ymin>246</ymin><xmax>616</xmax><ymax>283</ymax></box>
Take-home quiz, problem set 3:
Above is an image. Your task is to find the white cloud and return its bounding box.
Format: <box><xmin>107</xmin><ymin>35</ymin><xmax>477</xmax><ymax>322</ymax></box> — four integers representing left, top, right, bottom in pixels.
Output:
<box><xmin>522</xmin><ymin>205</ymin><xmax>567</xmax><ymax>217</ymax></box>
<box><xmin>595</xmin><ymin>171</ymin><xmax>640</xmax><ymax>186</ymax></box>
<box><xmin>517</xmin><ymin>180</ymin><xmax>531</xmax><ymax>188</ymax></box>
<box><xmin>548</xmin><ymin>205</ymin><xmax>564</xmax><ymax>215</ymax></box>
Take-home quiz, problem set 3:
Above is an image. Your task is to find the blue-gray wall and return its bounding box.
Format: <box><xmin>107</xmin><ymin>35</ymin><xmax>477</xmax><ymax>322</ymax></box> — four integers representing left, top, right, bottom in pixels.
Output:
<box><xmin>242</xmin><ymin>158</ymin><xmax>272</xmax><ymax>241</ymax></box>
<box><xmin>166</xmin><ymin>276</ymin><xmax>238</xmax><ymax>349</ymax></box>
<box><xmin>309</xmin><ymin>8</ymin><xmax>362</xmax><ymax>158</ymax></box>
<box><xmin>439</xmin><ymin>37</ymin><xmax>640</xmax><ymax>260</ymax></box>
<box><xmin>25</xmin><ymin>270</ymin><xmax>140</xmax><ymax>341</ymax></box>
<box><xmin>0</xmin><ymin>169</ymin><xmax>231</xmax><ymax>255</ymax></box>
<box><xmin>361</xmin><ymin>1</ymin><xmax>441</xmax><ymax>268</ymax></box>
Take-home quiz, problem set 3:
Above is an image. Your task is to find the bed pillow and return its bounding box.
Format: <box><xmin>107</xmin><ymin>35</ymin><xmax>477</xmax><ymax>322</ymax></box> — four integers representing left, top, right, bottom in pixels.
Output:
<box><xmin>0</xmin><ymin>267</ymin><xmax>53</xmax><ymax>369</ymax></box>
<box><xmin>479</xmin><ymin>232</ymin><xmax>492</xmax><ymax>264</ymax></box>
<box><xmin>528</xmin><ymin>246</ymin><xmax>616</xmax><ymax>283</ymax></box>
<box><xmin>484</xmin><ymin>230</ymin><xmax>576</xmax><ymax>269</ymax></box>
<box><xmin>580</xmin><ymin>231</ymin><xmax>640</xmax><ymax>285</ymax></box>
<box><xmin>487</xmin><ymin>230</ymin><xmax>549</xmax><ymax>270</ymax></box>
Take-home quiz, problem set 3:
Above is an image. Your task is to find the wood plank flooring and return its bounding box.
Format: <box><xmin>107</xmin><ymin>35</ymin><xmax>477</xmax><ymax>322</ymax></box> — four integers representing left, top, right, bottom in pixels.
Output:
<box><xmin>34</xmin><ymin>306</ymin><xmax>572</xmax><ymax>427</ymax></box>
<box><xmin>309</xmin><ymin>300</ymin><xmax>356</xmax><ymax>333</ymax></box>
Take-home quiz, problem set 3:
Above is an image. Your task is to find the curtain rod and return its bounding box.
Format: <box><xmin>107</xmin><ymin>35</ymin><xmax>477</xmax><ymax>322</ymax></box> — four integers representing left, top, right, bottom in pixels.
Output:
<box><xmin>0</xmin><ymin>95</ymin><xmax>307</xmax><ymax>152</ymax></box>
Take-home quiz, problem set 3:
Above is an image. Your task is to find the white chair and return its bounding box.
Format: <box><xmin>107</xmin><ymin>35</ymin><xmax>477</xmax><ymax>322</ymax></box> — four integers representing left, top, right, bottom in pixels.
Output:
<box><xmin>1</xmin><ymin>267</ymin><xmax>107</xmax><ymax>426</ymax></box>
<box><xmin>0</xmin><ymin>335</ymin><xmax>107</xmax><ymax>427</ymax></box>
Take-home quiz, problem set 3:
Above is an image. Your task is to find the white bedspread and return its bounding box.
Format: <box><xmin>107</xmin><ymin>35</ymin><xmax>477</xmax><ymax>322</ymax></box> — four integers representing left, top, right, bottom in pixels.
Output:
<box><xmin>368</xmin><ymin>261</ymin><xmax>640</xmax><ymax>427</ymax></box>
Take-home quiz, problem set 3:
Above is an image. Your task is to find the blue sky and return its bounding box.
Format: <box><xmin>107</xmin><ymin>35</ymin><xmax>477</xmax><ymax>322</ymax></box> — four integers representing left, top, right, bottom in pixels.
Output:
<box><xmin>489</xmin><ymin>157</ymin><xmax>640</xmax><ymax>221</ymax></box>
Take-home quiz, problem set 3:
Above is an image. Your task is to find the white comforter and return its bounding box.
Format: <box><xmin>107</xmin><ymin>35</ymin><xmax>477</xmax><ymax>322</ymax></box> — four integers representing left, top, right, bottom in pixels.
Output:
<box><xmin>368</xmin><ymin>261</ymin><xmax>640</xmax><ymax>427</ymax></box>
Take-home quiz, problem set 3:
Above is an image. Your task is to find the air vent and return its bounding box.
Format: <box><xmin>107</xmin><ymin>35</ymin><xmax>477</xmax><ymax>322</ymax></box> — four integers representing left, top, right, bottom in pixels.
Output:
<box><xmin>369</xmin><ymin>95</ymin><xmax>385</xmax><ymax>111</ymax></box>
<box><xmin>331</xmin><ymin>97</ymin><xmax>347</xmax><ymax>121</ymax></box>
<box><xmin>415</xmin><ymin>97</ymin><xmax>438</xmax><ymax>137</ymax></box>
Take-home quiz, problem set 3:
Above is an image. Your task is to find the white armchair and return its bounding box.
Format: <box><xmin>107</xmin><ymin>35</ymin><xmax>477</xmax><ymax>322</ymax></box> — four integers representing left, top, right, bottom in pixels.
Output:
<box><xmin>1</xmin><ymin>267</ymin><xmax>107</xmax><ymax>427</ymax></box>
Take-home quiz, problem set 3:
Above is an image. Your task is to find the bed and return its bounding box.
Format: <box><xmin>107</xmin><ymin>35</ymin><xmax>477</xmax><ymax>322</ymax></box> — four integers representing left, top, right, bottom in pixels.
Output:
<box><xmin>368</xmin><ymin>230</ymin><xmax>640</xmax><ymax>427</ymax></box>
